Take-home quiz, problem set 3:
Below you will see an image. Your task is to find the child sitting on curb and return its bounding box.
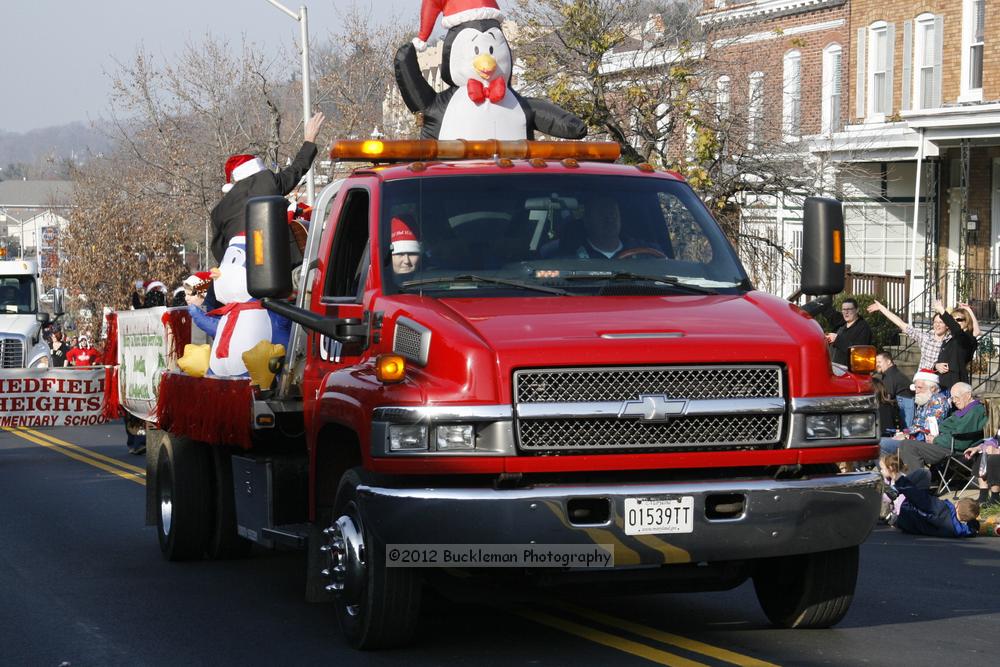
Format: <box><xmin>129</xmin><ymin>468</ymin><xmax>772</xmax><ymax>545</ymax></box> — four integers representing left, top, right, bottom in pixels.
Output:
<box><xmin>883</xmin><ymin>465</ymin><xmax>980</xmax><ymax>537</ymax></box>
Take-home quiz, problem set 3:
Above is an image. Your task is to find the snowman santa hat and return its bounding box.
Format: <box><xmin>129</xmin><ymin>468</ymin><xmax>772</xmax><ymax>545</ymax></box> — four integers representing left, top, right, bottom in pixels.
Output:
<box><xmin>222</xmin><ymin>154</ymin><xmax>267</xmax><ymax>193</ymax></box>
<box><xmin>413</xmin><ymin>0</ymin><xmax>502</xmax><ymax>50</ymax></box>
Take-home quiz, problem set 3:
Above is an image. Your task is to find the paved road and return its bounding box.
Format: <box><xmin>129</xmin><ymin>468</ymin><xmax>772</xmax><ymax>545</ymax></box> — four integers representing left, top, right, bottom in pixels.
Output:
<box><xmin>2</xmin><ymin>422</ymin><xmax>999</xmax><ymax>666</ymax></box>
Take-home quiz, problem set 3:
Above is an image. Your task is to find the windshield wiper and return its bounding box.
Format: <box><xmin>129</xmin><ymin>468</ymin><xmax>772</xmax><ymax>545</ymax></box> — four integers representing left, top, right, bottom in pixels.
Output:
<box><xmin>401</xmin><ymin>274</ymin><xmax>571</xmax><ymax>296</ymax></box>
<box><xmin>563</xmin><ymin>271</ymin><xmax>718</xmax><ymax>295</ymax></box>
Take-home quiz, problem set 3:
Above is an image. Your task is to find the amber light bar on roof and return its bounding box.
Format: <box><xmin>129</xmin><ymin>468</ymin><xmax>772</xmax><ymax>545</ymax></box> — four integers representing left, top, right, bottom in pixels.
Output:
<box><xmin>329</xmin><ymin>139</ymin><xmax>621</xmax><ymax>163</ymax></box>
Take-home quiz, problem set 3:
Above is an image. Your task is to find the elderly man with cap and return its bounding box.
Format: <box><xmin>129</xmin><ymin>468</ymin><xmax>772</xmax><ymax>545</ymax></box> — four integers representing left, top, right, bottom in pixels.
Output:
<box><xmin>210</xmin><ymin>112</ymin><xmax>325</xmax><ymax>263</ymax></box>
<box><xmin>880</xmin><ymin>368</ymin><xmax>951</xmax><ymax>454</ymax></box>
<box><xmin>389</xmin><ymin>216</ymin><xmax>422</xmax><ymax>276</ymax></box>
<box><xmin>899</xmin><ymin>382</ymin><xmax>986</xmax><ymax>472</ymax></box>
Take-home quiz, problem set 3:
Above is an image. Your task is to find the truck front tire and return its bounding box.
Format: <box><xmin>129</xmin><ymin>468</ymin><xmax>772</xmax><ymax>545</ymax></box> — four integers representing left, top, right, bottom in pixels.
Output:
<box><xmin>328</xmin><ymin>468</ymin><xmax>422</xmax><ymax>649</ymax></box>
<box><xmin>752</xmin><ymin>545</ymin><xmax>859</xmax><ymax>629</ymax></box>
<box><xmin>155</xmin><ymin>436</ymin><xmax>212</xmax><ymax>561</ymax></box>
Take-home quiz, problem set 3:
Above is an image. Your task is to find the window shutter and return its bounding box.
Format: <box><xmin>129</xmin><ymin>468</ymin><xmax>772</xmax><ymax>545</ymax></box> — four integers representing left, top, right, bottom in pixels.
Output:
<box><xmin>856</xmin><ymin>27</ymin><xmax>866</xmax><ymax>118</ymax></box>
<box><xmin>901</xmin><ymin>20</ymin><xmax>912</xmax><ymax>112</ymax></box>
<box><xmin>884</xmin><ymin>23</ymin><xmax>895</xmax><ymax>115</ymax></box>
<box><xmin>932</xmin><ymin>15</ymin><xmax>944</xmax><ymax>107</ymax></box>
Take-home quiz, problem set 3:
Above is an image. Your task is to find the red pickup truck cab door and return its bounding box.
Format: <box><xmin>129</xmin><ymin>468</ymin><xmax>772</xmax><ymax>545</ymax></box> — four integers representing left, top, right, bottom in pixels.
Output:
<box><xmin>303</xmin><ymin>184</ymin><xmax>375</xmax><ymax>416</ymax></box>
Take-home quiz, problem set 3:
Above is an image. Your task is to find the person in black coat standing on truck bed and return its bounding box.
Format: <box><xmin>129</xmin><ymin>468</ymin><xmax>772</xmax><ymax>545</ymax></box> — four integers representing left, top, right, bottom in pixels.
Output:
<box><xmin>209</xmin><ymin>111</ymin><xmax>325</xmax><ymax>263</ymax></box>
<box><xmin>825</xmin><ymin>297</ymin><xmax>875</xmax><ymax>366</ymax></box>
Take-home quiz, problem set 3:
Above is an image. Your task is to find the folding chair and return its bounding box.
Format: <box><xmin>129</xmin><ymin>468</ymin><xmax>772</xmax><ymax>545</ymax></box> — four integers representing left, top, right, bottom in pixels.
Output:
<box><xmin>934</xmin><ymin>448</ymin><xmax>978</xmax><ymax>499</ymax></box>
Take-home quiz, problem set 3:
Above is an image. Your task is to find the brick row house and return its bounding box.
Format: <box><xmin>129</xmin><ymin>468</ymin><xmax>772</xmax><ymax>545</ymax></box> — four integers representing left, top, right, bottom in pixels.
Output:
<box><xmin>701</xmin><ymin>0</ymin><xmax>996</xmax><ymax>316</ymax></box>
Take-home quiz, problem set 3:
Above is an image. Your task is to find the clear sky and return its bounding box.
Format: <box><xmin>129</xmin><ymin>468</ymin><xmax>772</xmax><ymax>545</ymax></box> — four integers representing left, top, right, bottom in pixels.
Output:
<box><xmin>0</xmin><ymin>0</ymin><xmax>424</xmax><ymax>133</ymax></box>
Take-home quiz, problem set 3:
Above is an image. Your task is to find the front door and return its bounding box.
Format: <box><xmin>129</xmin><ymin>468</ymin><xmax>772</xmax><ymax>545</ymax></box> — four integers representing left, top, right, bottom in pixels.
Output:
<box><xmin>992</xmin><ymin>158</ymin><xmax>1000</xmax><ymax>272</ymax></box>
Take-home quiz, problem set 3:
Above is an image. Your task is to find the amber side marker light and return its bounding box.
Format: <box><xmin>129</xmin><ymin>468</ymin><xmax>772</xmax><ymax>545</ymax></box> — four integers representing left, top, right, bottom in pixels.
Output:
<box><xmin>849</xmin><ymin>345</ymin><xmax>876</xmax><ymax>373</ymax></box>
<box><xmin>376</xmin><ymin>354</ymin><xmax>407</xmax><ymax>383</ymax></box>
<box><xmin>330</xmin><ymin>139</ymin><xmax>620</xmax><ymax>163</ymax></box>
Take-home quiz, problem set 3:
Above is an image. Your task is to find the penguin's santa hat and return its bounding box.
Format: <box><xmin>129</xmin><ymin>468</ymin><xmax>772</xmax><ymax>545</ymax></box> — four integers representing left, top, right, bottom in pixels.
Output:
<box><xmin>144</xmin><ymin>280</ymin><xmax>167</xmax><ymax>294</ymax></box>
<box><xmin>413</xmin><ymin>0</ymin><xmax>502</xmax><ymax>51</ymax></box>
<box><xmin>222</xmin><ymin>154</ymin><xmax>267</xmax><ymax>193</ymax></box>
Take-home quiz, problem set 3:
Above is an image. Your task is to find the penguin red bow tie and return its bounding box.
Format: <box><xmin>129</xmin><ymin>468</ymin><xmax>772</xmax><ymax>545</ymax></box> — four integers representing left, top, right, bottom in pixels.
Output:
<box><xmin>467</xmin><ymin>77</ymin><xmax>506</xmax><ymax>104</ymax></box>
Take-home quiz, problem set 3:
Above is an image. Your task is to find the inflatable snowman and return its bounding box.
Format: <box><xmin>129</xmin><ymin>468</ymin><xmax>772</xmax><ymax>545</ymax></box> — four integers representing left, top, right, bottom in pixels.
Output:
<box><xmin>189</xmin><ymin>235</ymin><xmax>290</xmax><ymax>378</ymax></box>
<box><xmin>394</xmin><ymin>0</ymin><xmax>586</xmax><ymax>141</ymax></box>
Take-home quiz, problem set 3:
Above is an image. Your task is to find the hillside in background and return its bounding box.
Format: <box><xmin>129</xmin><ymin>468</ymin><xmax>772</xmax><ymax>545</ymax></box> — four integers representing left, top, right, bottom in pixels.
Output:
<box><xmin>0</xmin><ymin>122</ymin><xmax>115</xmax><ymax>177</ymax></box>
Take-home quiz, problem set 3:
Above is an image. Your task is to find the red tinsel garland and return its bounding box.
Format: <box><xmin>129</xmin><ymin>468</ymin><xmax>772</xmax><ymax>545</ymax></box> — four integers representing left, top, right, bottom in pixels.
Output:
<box><xmin>102</xmin><ymin>312</ymin><xmax>118</xmax><ymax>365</ymax></box>
<box><xmin>156</xmin><ymin>372</ymin><xmax>253</xmax><ymax>449</ymax></box>
<box><xmin>161</xmin><ymin>308</ymin><xmax>193</xmax><ymax>362</ymax></box>
<box><xmin>101</xmin><ymin>365</ymin><xmax>120</xmax><ymax>421</ymax></box>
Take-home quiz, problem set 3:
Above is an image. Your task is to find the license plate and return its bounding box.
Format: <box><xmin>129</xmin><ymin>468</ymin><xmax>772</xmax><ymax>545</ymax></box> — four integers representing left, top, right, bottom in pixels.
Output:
<box><xmin>623</xmin><ymin>496</ymin><xmax>695</xmax><ymax>535</ymax></box>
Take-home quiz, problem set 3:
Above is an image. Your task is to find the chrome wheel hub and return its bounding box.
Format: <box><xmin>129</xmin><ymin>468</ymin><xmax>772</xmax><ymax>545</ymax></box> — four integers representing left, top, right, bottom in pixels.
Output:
<box><xmin>321</xmin><ymin>513</ymin><xmax>367</xmax><ymax>616</ymax></box>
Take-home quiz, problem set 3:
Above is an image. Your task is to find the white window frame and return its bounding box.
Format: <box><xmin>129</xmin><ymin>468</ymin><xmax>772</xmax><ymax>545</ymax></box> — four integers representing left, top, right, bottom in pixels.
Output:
<box><xmin>822</xmin><ymin>44</ymin><xmax>843</xmax><ymax>134</ymax></box>
<box><xmin>782</xmin><ymin>50</ymin><xmax>802</xmax><ymax>140</ymax></box>
<box><xmin>716</xmin><ymin>75</ymin><xmax>731</xmax><ymax>120</ymax></box>
<box><xmin>913</xmin><ymin>13</ymin><xmax>937</xmax><ymax>110</ymax></box>
<box><xmin>748</xmin><ymin>71</ymin><xmax>765</xmax><ymax>150</ymax></box>
<box><xmin>960</xmin><ymin>0</ymin><xmax>985</xmax><ymax>102</ymax></box>
<box><xmin>867</xmin><ymin>21</ymin><xmax>889</xmax><ymax>121</ymax></box>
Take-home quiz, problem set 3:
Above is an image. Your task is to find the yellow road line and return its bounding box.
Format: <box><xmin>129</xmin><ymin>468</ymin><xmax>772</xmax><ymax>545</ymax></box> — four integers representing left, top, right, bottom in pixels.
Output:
<box><xmin>19</xmin><ymin>427</ymin><xmax>145</xmax><ymax>475</ymax></box>
<box><xmin>516</xmin><ymin>608</ymin><xmax>710</xmax><ymax>667</ymax></box>
<box><xmin>548</xmin><ymin>601</ymin><xmax>779</xmax><ymax>667</ymax></box>
<box><xmin>2</xmin><ymin>427</ymin><xmax>146</xmax><ymax>486</ymax></box>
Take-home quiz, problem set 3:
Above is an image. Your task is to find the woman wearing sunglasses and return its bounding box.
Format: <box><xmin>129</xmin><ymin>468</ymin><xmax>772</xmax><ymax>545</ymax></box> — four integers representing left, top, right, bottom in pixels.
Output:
<box><xmin>933</xmin><ymin>299</ymin><xmax>978</xmax><ymax>392</ymax></box>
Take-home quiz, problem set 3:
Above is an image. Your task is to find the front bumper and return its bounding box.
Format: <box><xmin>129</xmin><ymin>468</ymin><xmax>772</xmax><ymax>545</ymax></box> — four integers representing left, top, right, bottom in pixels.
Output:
<box><xmin>358</xmin><ymin>471</ymin><xmax>881</xmax><ymax>566</ymax></box>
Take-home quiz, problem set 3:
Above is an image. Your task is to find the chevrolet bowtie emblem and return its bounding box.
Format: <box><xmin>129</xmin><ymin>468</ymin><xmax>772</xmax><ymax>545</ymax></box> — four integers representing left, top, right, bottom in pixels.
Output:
<box><xmin>618</xmin><ymin>395</ymin><xmax>688</xmax><ymax>421</ymax></box>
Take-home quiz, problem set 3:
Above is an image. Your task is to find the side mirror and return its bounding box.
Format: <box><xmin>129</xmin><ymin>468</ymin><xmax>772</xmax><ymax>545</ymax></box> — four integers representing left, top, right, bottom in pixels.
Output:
<box><xmin>246</xmin><ymin>196</ymin><xmax>292</xmax><ymax>299</ymax></box>
<box><xmin>51</xmin><ymin>287</ymin><xmax>65</xmax><ymax>316</ymax></box>
<box><xmin>36</xmin><ymin>312</ymin><xmax>50</xmax><ymax>325</ymax></box>
<box><xmin>800</xmin><ymin>196</ymin><xmax>845</xmax><ymax>296</ymax></box>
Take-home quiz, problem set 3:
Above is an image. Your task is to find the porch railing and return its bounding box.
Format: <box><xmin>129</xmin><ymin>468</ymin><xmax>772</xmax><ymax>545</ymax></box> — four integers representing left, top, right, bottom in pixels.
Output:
<box><xmin>843</xmin><ymin>267</ymin><xmax>911</xmax><ymax>319</ymax></box>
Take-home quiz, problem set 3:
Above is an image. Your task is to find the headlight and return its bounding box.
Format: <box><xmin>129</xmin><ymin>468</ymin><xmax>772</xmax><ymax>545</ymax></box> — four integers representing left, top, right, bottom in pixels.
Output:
<box><xmin>29</xmin><ymin>355</ymin><xmax>50</xmax><ymax>369</ymax></box>
<box><xmin>841</xmin><ymin>413</ymin><xmax>877</xmax><ymax>438</ymax></box>
<box><xmin>805</xmin><ymin>414</ymin><xmax>840</xmax><ymax>439</ymax></box>
<box><xmin>388</xmin><ymin>424</ymin><xmax>428</xmax><ymax>451</ymax></box>
<box><xmin>435</xmin><ymin>424</ymin><xmax>475</xmax><ymax>450</ymax></box>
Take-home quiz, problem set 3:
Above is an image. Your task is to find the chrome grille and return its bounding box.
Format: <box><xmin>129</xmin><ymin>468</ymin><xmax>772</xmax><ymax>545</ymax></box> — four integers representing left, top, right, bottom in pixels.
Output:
<box><xmin>516</xmin><ymin>366</ymin><xmax>781</xmax><ymax>403</ymax></box>
<box><xmin>0</xmin><ymin>338</ymin><xmax>24</xmax><ymax>368</ymax></box>
<box><xmin>514</xmin><ymin>365</ymin><xmax>785</xmax><ymax>454</ymax></box>
<box><xmin>518</xmin><ymin>414</ymin><xmax>782</xmax><ymax>451</ymax></box>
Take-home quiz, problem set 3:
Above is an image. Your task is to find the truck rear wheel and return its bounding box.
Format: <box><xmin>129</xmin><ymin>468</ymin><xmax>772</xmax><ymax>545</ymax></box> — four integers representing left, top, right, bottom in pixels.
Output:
<box><xmin>155</xmin><ymin>436</ymin><xmax>212</xmax><ymax>561</ymax></box>
<box><xmin>207</xmin><ymin>447</ymin><xmax>253</xmax><ymax>559</ymax></box>
<box><xmin>326</xmin><ymin>468</ymin><xmax>422</xmax><ymax>649</ymax></box>
<box><xmin>753</xmin><ymin>545</ymin><xmax>859</xmax><ymax>628</ymax></box>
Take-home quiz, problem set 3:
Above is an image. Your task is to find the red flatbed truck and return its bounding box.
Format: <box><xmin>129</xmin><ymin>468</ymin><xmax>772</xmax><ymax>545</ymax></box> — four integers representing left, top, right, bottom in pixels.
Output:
<box><xmin>146</xmin><ymin>139</ymin><xmax>882</xmax><ymax>649</ymax></box>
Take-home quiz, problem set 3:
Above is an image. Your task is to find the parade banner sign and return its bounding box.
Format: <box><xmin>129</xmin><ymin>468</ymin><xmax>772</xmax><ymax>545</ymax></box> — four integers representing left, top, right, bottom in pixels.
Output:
<box><xmin>0</xmin><ymin>367</ymin><xmax>107</xmax><ymax>428</ymax></box>
<box><xmin>117</xmin><ymin>307</ymin><xmax>169</xmax><ymax>422</ymax></box>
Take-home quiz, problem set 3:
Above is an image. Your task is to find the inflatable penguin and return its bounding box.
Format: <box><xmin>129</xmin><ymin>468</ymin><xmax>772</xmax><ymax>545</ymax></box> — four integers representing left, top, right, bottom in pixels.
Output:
<box><xmin>188</xmin><ymin>235</ymin><xmax>290</xmax><ymax>378</ymax></box>
<box><xmin>395</xmin><ymin>0</ymin><xmax>586</xmax><ymax>141</ymax></box>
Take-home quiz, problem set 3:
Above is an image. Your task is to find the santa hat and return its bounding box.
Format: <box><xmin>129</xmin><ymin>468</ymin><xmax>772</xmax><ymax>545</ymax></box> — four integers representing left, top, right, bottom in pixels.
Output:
<box><xmin>184</xmin><ymin>271</ymin><xmax>212</xmax><ymax>290</ymax></box>
<box><xmin>222</xmin><ymin>154</ymin><xmax>267</xmax><ymax>193</ymax></box>
<box><xmin>144</xmin><ymin>280</ymin><xmax>166</xmax><ymax>293</ymax></box>
<box><xmin>172</xmin><ymin>286</ymin><xmax>185</xmax><ymax>298</ymax></box>
<box><xmin>414</xmin><ymin>0</ymin><xmax>502</xmax><ymax>50</ymax></box>
<box><xmin>911</xmin><ymin>368</ymin><xmax>940</xmax><ymax>388</ymax></box>
<box><xmin>389</xmin><ymin>217</ymin><xmax>421</xmax><ymax>255</ymax></box>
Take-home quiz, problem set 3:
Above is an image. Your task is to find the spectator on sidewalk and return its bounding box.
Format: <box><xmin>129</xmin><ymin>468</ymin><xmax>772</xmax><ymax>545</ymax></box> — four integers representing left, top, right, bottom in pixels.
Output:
<box><xmin>898</xmin><ymin>382</ymin><xmax>985</xmax><ymax>471</ymax></box>
<box><xmin>49</xmin><ymin>331</ymin><xmax>67</xmax><ymax>368</ymax></box>
<box><xmin>885</xmin><ymin>466</ymin><xmax>980</xmax><ymax>538</ymax></box>
<box><xmin>65</xmin><ymin>335</ymin><xmax>100</xmax><ymax>367</ymax></box>
<box><xmin>933</xmin><ymin>300</ymin><xmax>977</xmax><ymax>392</ymax></box>
<box><xmin>867</xmin><ymin>299</ymin><xmax>946</xmax><ymax>371</ymax></box>
<box><xmin>963</xmin><ymin>436</ymin><xmax>1000</xmax><ymax>507</ymax></box>
<box><xmin>879</xmin><ymin>369</ymin><xmax>950</xmax><ymax>455</ymax></box>
<box><xmin>876</xmin><ymin>350</ymin><xmax>915</xmax><ymax>429</ymax></box>
<box><xmin>825</xmin><ymin>298</ymin><xmax>875</xmax><ymax>366</ymax></box>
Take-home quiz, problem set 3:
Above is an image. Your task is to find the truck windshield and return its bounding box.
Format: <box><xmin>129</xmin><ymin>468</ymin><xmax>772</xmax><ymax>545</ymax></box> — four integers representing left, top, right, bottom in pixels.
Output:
<box><xmin>380</xmin><ymin>173</ymin><xmax>749</xmax><ymax>296</ymax></box>
<box><xmin>0</xmin><ymin>276</ymin><xmax>36</xmax><ymax>314</ymax></box>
